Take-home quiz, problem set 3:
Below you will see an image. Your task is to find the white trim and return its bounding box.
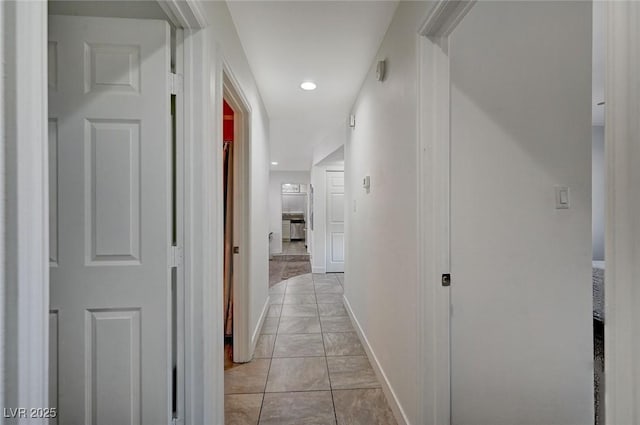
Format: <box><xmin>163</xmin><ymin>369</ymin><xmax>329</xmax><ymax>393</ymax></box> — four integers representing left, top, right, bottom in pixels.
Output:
<box><xmin>312</xmin><ymin>266</ymin><xmax>326</xmax><ymax>274</ymax></box>
<box><xmin>416</xmin><ymin>2</ymin><xmax>474</xmax><ymax>425</ymax></box>
<box><xmin>223</xmin><ymin>65</ymin><xmax>253</xmax><ymax>364</ymax></box>
<box><xmin>605</xmin><ymin>2</ymin><xmax>640</xmax><ymax>424</ymax></box>
<box><xmin>157</xmin><ymin>0</ymin><xmax>207</xmax><ymax>29</ymax></box>
<box><xmin>180</xmin><ymin>26</ymin><xmax>222</xmax><ymax>425</ymax></box>
<box><xmin>173</xmin><ymin>27</ymin><xmax>186</xmax><ymax>425</ymax></box>
<box><xmin>251</xmin><ymin>298</ymin><xmax>270</xmax><ymax>353</ymax></box>
<box><xmin>419</xmin><ymin>0</ymin><xmax>476</xmax><ymax>38</ymax></box>
<box><xmin>1</xmin><ymin>0</ymin><xmax>50</xmax><ymax>419</ymax></box>
<box><xmin>343</xmin><ymin>296</ymin><xmax>409</xmax><ymax>425</ymax></box>
<box><xmin>0</xmin><ymin>0</ymin><xmax>5</xmax><ymax>413</ymax></box>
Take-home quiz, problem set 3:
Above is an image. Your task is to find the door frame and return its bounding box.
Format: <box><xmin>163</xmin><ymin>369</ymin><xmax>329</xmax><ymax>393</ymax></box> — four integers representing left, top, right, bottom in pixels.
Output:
<box><xmin>415</xmin><ymin>2</ymin><xmax>475</xmax><ymax>425</ymax></box>
<box><xmin>416</xmin><ymin>1</ymin><xmax>640</xmax><ymax>424</ymax></box>
<box><xmin>1</xmin><ymin>0</ymin><xmax>50</xmax><ymax>414</ymax></box>
<box><xmin>223</xmin><ymin>67</ymin><xmax>252</xmax><ymax>364</ymax></box>
<box><xmin>604</xmin><ymin>2</ymin><xmax>640</xmax><ymax>423</ymax></box>
<box><xmin>0</xmin><ymin>0</ymin><xmax>215</xmax><ymax>423</ymax></box>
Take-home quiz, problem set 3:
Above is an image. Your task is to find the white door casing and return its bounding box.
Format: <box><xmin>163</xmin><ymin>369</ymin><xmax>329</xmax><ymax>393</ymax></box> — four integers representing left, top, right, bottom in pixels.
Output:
<box><xmin>49</xmin><ymin>15</ymin><xmax>172</xmax><ymax>425</ymax></box>
<box><xmin>326</xmin><ymin>171</ymin><xmax>345</xmax><ymax>273</ymax></box>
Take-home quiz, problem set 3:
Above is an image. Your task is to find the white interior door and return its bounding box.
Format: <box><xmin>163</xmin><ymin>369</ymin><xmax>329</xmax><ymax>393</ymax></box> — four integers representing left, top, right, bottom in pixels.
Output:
<box><xmin>326</xmin><ymin>171</ymin><xmax>345</xmax><ymax>272</ymax></box>
<box><xmin>49</xmin><ymin>15</ymin><xmax>172</xmax><ymax>425</ymax></box>
<box><xmin>449</xmin><ymin>3</ymin><xmax>593</xmax><ymax>424</ymax></box>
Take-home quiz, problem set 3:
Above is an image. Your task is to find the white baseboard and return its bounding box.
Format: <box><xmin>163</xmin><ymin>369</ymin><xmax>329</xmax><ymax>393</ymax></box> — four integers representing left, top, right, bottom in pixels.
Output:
<box><xmin>343</xmin><ymin>295</ymin><xmax>411</xmax><ymax>425</ymax></box>
<box><xmin>251</xmin><ymin>297</ymin><xmax>270</xmax><ymax>354</ymax></box>
<box><xmin>312</xmin><ymin>266</ymin><xmax>326</xmax><ymax>274</ymax></box>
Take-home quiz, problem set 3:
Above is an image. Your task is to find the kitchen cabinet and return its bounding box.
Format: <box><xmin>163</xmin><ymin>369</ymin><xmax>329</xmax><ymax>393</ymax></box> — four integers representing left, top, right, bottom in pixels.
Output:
<box><xmin>282</xmin><ymin>194</ymin><xmax>306</xmax><ymax>213</ymax></box>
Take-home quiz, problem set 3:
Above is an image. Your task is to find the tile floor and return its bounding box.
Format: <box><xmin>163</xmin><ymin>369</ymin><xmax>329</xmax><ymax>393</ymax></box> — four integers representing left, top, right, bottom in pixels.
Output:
<box><xmin>224</xmin><ymin>272</ymin><xmax>397</xmax><ymax>425</ymax></box>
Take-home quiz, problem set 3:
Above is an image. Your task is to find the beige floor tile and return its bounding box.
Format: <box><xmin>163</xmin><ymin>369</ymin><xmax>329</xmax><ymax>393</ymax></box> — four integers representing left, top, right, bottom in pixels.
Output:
<box><xmin>323</xmin><ymin>333</ymin><xmax>365</xmax><ymax>356</ymax></box>
<box><xmin>281</xmin><ymin>304</ymin><xmax>318</xmax><ymax>318</ymax></box>
<box><xmin>273</xmin><ymin>334</ymin><xmax>325</xmax><ymax>357</ymax></box>
<box><xmin>327</xmin><ymin>356</ymin><xmax>381</xmax><ymax>390</ymax></box>
<box><xmin>289</xmin><ymin>273</ymin><xmax>313</xmax><ymax>283</ymax></box>
<box><xmin>333</xmin><ymin>389</ymin><xmax>397</xmax><ymax>425</ymax></box>
<box><xmin>261</xmin><ymin>317</ymin><xmax>279</xmax><ymax>335</ymax></box>
<box><xmin>313</xmin><ymin>274</ymin><xmax>339</xmax><ymax>282</ymax></box>
<box><xmin>266</xmin><ymin>357</ymin><xmax>330</xmax><ymax>392</ymax></box>
<box><xmin>254</xmin><ymin>334</ymin><xmax>276</xmax><ymax>358</ymax></box>
<box><xmin>225</xmin><ymin>358</ymin><xmax>270</xmax><ymax>394</ymax></box>
<box><xmin>225</xmin><ymin>393</ymin><xmax>263</xmax><ymax>425</ymax></box>
<box><xmin>320</xmin><ymin>316</ymin><xmax>354</xmax><ymax>332</ymax></box>
<box><xmin>316</xmin><ymin>293</ymin><xmax>344</xmax><ymax>304</ymax></box>
<box><xmin>314</xmin><ymin>282</ymin><xmax>344</xmax><ymax>293</ymax></box>
<box><xmin>267</xmin><ymin>305</ymin><xmax>282</xmax><ymax>318</ymax></box>
<box><xmin>269</xmin><ymin>281</ymin><xmax>287</xmax><ymax>294</ymax></box>
<box><xmin>277</xmin><ymin>316</ymin><xmax>321</xmax><ymax>334</ymax></box>
<box><xmin>285</xmin><ymin>281</ymin><xmax>315</xmax><ymax>294</ymax></box>
<box><xmin>259</xmin><ymin>391</ymin><xmax>336</xmax><ymax>425</ymax></box>
<box><xmin>317</xmin><ymin>303</ymin><xmax>348</xmax><ymax>317</ymax></box>
<box><xmin>269</xmin><ymin>294</ymin><xmax>284</xmax><ymax>305</ymax></box>
<box><xmin>283</xmin><ymin>293</ymin><xmax>317</xmax><ymax>305</ymax></box>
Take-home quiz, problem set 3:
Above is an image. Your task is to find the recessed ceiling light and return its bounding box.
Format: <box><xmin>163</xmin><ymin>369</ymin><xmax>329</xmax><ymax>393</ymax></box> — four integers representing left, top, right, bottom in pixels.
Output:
<box><xmin>271</xmin><ymin>161</ymin><xmax>278</xmax><ymax>165</ymax></box>
<box><xmin>300</xmin><ymin>81</ymin><xmax>317</xmax><ymax>91</ymax></box>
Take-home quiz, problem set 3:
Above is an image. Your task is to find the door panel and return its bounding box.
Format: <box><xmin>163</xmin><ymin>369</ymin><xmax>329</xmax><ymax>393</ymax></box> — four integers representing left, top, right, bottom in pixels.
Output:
<box><xmin>449</xmin><ymin>3</ymin><xmax>593</xmax><ymax>424</ymax></box>
<box><xmin>49</xmin><ymin>15</ymin><xmax>172</xmax><ymax>425</ymax></box>
<box><xmin>326</xmin><ymin>171</ymin><xmax>345</xmax><ymax>272</ymax></box>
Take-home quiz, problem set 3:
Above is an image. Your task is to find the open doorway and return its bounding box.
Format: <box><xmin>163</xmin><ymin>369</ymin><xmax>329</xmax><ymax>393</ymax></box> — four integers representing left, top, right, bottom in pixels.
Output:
<box><xmin>268</xmin><ymin>172</ymin><xmax>312</xmax><ymax>286</ymax></box>
<box><xmin>592</xmin><ymin>2</ymin><xmax>606</xmax><ymax>424</ymax></box>
<box><xmin>222</xmin><ymin>98</ymin><xmax>235</xmax><ymax>364</ymax></box>
<box><xmin>222</xmin><ymin>71</ymin><xmax>252</xmax><ymax>367</ymax></box>
<box><xmin>280</xmin><ymin>182</ymin><xmax>309</xmax><ymax>255</ymax></box>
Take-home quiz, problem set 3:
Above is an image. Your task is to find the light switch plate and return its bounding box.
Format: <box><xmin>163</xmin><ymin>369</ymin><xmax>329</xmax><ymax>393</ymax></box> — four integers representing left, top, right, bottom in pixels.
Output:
<box><xmin>555</xmin><ymin>186</ymin><xmax>570</xmax><ymax>209</ymax></box>
<box><xmin>362</xmin><ymin>176</ymin><xmax>370</xmax><ymax>193</ymax></box>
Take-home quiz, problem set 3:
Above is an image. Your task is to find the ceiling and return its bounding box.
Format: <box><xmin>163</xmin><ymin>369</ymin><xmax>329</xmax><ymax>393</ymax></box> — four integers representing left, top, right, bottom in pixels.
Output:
<box><xmin>227</xmin><ymin>0</ymin><xmax>398</xmax><ymax>170</ymax></box>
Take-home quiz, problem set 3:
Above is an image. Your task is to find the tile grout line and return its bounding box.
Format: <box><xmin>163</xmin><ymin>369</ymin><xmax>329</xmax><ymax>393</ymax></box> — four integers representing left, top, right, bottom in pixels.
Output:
<box><xmin>256</xmin><ymin>279</ymin><xmax>287</xmax><ymax>424</ymax></box>
<box><xmin>315</xmin><ymin>276</ymin><xmax>340</xmax><ymax>425</ymax></box>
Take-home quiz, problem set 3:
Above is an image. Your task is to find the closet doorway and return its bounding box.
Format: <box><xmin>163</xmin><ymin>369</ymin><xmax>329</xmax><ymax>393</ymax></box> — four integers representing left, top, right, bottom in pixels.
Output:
<box><xmin>222</xmin><ymin>71</ymin><xmax>252</xmax><ymax>365</ymax></box>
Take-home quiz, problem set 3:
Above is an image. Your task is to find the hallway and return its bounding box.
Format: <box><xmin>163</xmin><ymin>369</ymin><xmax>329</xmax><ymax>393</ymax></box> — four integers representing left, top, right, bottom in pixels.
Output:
<box><xmin>224</xmin><ymin>272</ymin><xmax>396</xmax><ymax>425</ymax></box>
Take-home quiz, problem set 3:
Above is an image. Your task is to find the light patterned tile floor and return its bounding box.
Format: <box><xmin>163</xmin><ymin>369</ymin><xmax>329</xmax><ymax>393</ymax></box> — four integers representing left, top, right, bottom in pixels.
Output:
<box><xmin>224</xmin><ymin>273</ymin><xmax>397</xmax><ymax>425</ymax></box>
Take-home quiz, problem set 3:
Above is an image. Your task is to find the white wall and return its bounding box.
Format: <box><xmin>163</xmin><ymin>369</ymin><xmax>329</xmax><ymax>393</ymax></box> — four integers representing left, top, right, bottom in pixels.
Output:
<box><xmin>200</xmin><ymin>1</ymin><xmax>271</xmax><ymax>353</ymax></box>
<box><xmin>448</xmin><ymin>2</ymin><xmax>593</xmax><ymax>423</ymax></box>
<box><xmin>269</xmin><ymin>170</ymin><xmax>310</xmax><ymax>254</ymax></box>
<box><xmin>344</xmin><ymin>2</ymin><xmax>426</xmax><ymax>423</ymax></box>
<box><xmin>593</xmin><ymin>125</ymin><xmax>605</xmax><ymax>261</ymax></box>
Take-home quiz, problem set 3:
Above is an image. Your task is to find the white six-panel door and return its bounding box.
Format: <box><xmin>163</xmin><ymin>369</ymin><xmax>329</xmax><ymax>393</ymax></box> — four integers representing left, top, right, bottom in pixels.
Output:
<box><xmin>326</xmin><ymin>171</ymin><xmax>345</xmax><ymax>273</ymax></box>
<box><xmin>48</xmin><ymin>15</ymin><xmax>172</xmax><ymax>425</ymax></box>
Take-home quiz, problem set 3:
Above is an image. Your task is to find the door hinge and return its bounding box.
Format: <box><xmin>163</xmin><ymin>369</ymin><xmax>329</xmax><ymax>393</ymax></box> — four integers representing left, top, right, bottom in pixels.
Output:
<box><xmin>170</xmin><ymin>245</ymin><xmax>183</xmax><ymax>268</ymax></box>
<box><xmin>441</xmin><ymin>273</ymin><xmax>451</xmax><ymax>287</ymax></box>
<box><xmin>169</xmin><ymin>73</ymin><xmax>183</xmax><ymax>95</ymax></box>
<box><xmin>172</xmin><ymin>417</ymin><xmax>183</xmax><ymax>425</ymax></box>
